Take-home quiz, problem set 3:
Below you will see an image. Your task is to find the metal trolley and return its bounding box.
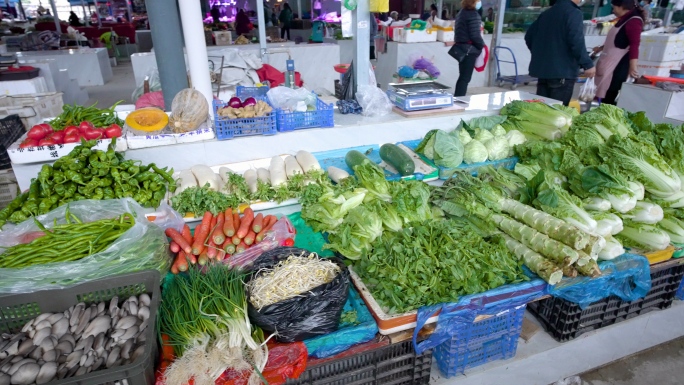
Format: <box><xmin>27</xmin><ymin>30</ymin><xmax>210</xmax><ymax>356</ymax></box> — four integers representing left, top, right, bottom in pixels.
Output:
<box><xmin>493</xmin><ymin>46</ymin><xmax>536</xmax><ymax>90</ymax></box>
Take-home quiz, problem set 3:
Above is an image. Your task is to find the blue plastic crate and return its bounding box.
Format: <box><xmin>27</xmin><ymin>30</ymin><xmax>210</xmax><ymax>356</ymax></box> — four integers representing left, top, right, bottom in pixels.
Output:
<box><xmin>434</xmin><ymin>304</ymin><xmax>526</xmax><ymax>378</ymax></box>
<box><xmin>676</xmin><ymin>279</ymin><xmax>684</xmax><ymax>300</ymax></box>
<box><xmin>236</xmin><ymin>85</ymin><xmax>270</xmax><ymax>98</ymax></box>
<box><xmin>303</xmin><ymin>287</ymin><xmax>378</xmax><ymax>359</ymax></box>
<box><xmin>213</xmin><ymin>99</ymin><xmax>277</xmax><ymax>140</ymax></box>
<box><xmin>276</xmin><ymin>95</ymin><xmax>334</xmax><ymax>132</ymax></box>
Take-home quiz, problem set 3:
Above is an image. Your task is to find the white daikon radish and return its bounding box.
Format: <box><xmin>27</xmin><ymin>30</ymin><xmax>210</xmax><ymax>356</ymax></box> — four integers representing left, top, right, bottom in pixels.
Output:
<box><xmin>295</xmin><ymin>150</ymin><xmax>321</xmax><ymax>172</ymax></box>
<box><xmin>270</xmin><ymin>156</ymin><xmax>287</xmax><ymax>187</ymax></box>
<box><xmin>191</xmin><ymin>165</ymin><xmax>219</xmax><ymax>190</ymax></box>
<box><xmin>176</xmin><ymin>170</ymin><xmax>197</xmax><ymax>195</ymax></box>
<box><xmin>218</xmin><ymin>166</ymin><xmax>234</xmax><ymax>193</ymax></box>
<box><xmin>327</xmin><ymin>166</ymin><xmax>350</xmax><ymax>184</ymax></box>
<box><xmin>257</xmin><ymin>168</ymin><xmax>270</xmax><ymax>183</ymax></box>
<box><xmin>244</xmin><ymin>169</ymin><xmax>258</xmax><ymax>193</ymax></box>
<box><xmin>284</xmin><ymin>156</ymin><xmax>304</xmax><ymax>178</ymax></box>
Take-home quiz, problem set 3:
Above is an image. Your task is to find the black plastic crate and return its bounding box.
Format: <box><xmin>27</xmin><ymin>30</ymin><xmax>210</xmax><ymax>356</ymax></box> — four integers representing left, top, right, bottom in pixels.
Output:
<box><xmin>528</xmin><ymin>259</ymin><xmax>684</xmax><ymax>342</ymax></box>
<box><xmin>0</xmin><ymin>114</ymin><xmax>25</xmax><ymax>170</ymax></box>
<box><xmin>287</xmin><ymin>340</ymin><xmax>432</xmax><ymax>385</ymax></box>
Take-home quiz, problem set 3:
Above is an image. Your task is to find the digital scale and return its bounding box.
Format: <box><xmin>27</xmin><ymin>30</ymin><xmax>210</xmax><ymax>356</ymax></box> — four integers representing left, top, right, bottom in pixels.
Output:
<box><xmin>386</xmin><ymin>81</ymin><xmax>454</xmax><ymax>112</ymax></box>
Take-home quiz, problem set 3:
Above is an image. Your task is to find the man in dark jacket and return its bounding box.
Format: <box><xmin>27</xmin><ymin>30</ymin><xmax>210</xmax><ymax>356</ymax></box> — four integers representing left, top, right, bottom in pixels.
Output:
<box><xmin>525</xmin><ymin>0</ymin><xmax>595</xmax><ymax>105</ymax></box>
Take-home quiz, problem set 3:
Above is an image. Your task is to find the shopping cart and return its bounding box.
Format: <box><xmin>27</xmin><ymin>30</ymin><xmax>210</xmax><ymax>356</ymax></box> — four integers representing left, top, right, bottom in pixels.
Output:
<box><xmin>493</xmin><ymin>46</ymin><xmax>536</xmax><ymax>90</ymax></box>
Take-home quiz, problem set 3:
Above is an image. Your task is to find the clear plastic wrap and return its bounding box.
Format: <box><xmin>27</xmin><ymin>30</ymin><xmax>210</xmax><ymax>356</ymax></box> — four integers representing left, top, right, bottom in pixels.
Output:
<box><xmin>356</xmin><ymin>85</ymin><xmax>392</xmax><ymax>117</ymax></box>
<box><xmin>579</xmin><ymin>77</ymin><xmax>596</xmax><ymax>103</ymax></box>
<box><xmin>0</xmin><ymin>198</ymin><xmax>182</xmax><ymax>294</ymax></box>
<box><xmin>225</xmin><ymin>217</ymin><xmax>296</xmax><ymax>270</ymax></box>
<box><xmin>266</xmin><ymin>86</ymin><xmax>317</xmax><ymax>112</ymax></box>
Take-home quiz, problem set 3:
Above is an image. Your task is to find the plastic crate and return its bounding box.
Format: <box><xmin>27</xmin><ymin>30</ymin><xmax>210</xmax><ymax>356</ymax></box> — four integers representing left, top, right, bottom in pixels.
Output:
<box><xmin>0</xmin><ymin>181</ymin><xmax>19</xmax><ymax>210</ymax></box>
<box><xmin>0</xmin><ymin>270</ymin><xmax>161</xmax><ymax>385</ymax></box>
<box><xmin>0</xmin><ymin>114</ymin><xmax>26</xmax><ymax>170</ymax></box>
<box><xmin>213</xmin><ymin>99</ymin><xmax>277</xmax><ymax>140</ymax></box>
<box><xmin>287</xmin><ymin>340</ymin><xmax>432</xmax><ymax>385</ymax></box>
<box><xmin>236</xmin><ymin>85</ymin><xmax>270</xmax><ymax>98</ymax></box>
<box><xmin>276</xmin><ymin>95</ymin><xmax>334</xmax><ymax>132</ymax></box>
<box><xmin>434</xmin><ymin>304</ymin><xmax>526</xmax><ymax>377</ymax></box>
<box><xmin>528</xmin><ymin>259</ymin><xmax>684</xmax><ymax>342</ymax></box>
<box><xmin>0</xmin><ymin>92</ymin><xmax>64</xmax><ymax>129</ymax></box>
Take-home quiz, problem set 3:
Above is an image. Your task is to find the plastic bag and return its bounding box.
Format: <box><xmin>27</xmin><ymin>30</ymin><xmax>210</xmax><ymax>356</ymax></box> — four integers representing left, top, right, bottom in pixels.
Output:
<box><xmin>245</xmin><ymin>247</ymin><xmax>350</xmax><ymax>342</ymax></box>
<box><xmin>0</xmin><ymin>198</ymin><xmax>179</xmax><ymax>294</ymax></box>
<box><xmin>579</xmin><ymin>77</ymin><xmax>596</xmax><ymax>102</ymax></box>
<box><xmin>266</xmin><ymin>86</ymin><xmax>317</xmax><ymax>112</ymax></box>
<box><xmin>356</xmin><ymin>85</ymin><xmax>392</xmax><ymax>117</ymax></box>
<box><xmin>548</xmin><ymin>253</ymin><xmax>651</xmax><ymax>309</ymax></box>
<box><xmin>260</xmin><ymin>342</ymin><xmax>308</xmax><ymax>385</ymax></box>
<box><xmin>225</xmin><ymin>217</ymin><xmax>296</xmax><ymax>271</ymax></box>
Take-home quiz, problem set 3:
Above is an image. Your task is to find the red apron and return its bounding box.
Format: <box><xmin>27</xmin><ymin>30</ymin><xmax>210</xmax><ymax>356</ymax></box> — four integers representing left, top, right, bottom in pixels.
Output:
<box><xmin>594</xmin><ymin>16</ymin><xmax>642</xmax><ymax>99</ymax></box>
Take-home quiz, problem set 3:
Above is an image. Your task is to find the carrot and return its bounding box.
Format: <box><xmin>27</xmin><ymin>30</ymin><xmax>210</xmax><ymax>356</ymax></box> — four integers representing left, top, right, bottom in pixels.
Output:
<box><xmin>207</xmin><ymin>239</ymin><xmax>218</xmax><ymax>259</ymax></box>
<box><xmin>252</xmin><ymin>213</ymin><xmax>264</xmax><ymax>233</ymax></box>
<box><xmin>173</xmin><ymin>251</ymin><xmax>188</xmax><ymax>273</ymax></box>
<box><xmin>244</xmin><ymin>229</ymin><xmax>256</xmax><ymax>245</ymax></box>
<box><xmin>223</xmin><ymin>208</ymin><xmax>235</xmax><ymax>237</ymax></box>
<box><xmin>212</xmin><ymin>212</ymin><xmax>225</xmax><ymax>245</ymax></box>
<box><xmin>233</xmin><ymin>213</ymin><xmax>241</xmax><ymax>236</ymax></box>
<box><xmin>237</xmin><ymin>208</ymin><xmax>254</xmax><ymax>238</ymax></box>
<box><xmin>232</xmin><ymin>235</ymin><xmax>242</xmax><ymax>245</ymax></box>
<box><xmin>225</xmin><ymin>243</ymin><xmax>236</xmax><ymax>255</ymax></box>
<box><xmin>236</xmin><ymin>241</ymin><xmax>249</xmax><ymax>253</ymax></box>
<box><xmin>182</xmin><ymin>224</ymin><xmax>192</xmax><ymax>244</ymax></box>
<box><xmin>166</xmin><ymin>228</ymin><xmax>192</xmax><ymax>254</ymax></box>
<box><xmin>198</xmin><ymin>252</ymin><xmax>209</xmax><ymax>266</ymax></box>
<box><xmin>191</xmin><ymin>212</ymin><xmax>213</xmax><ymax>255</ymax></box>
<box><xmin>256</xmin><ymin>216</ymin><xmax>278</xmax><ymax>242</ymax></box>
<box><xmin>187</xmin><ymin>252</ymin><xmax>197</xmax><ymax>265</ymax></box>
<box><xmin>217</xmin><ymin>250</ymin><xmax>226</xmax><ymax>260</ymax></box>
<box><xmin>161</xmin><ymin>334</ymin><xmax>175</xmax><ymax>361</ymax></box>
<box><xmin>169</xmin><ymin>241</ymin><xmax>180</xmax><ymax>254</ymax></box>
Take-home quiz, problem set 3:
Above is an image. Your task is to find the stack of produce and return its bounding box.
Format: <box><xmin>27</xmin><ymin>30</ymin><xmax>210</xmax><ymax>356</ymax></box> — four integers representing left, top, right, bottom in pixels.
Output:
<box><xmin>503</xmin><ymin>102</ymin><xmax>684</xmax><ymax>256</ymax></box>
<box><xmin>0</xmin><ymin>211</ymin><xmax>135</xmax><ymax>269</ymax></box>
<box><xmin>0</xmin><ymin>294</ymin><xmax>150</xmax><ymax>383</ymax></box>
<box><xmin>159</xmin><ymin>264</ymin><xmax>266</xmax><ymax>385</ymax></box>
<box><xmin>414</xmin><ymin>115</ymin><xmax>527</xmax><ymax>168</ymax></box>
<box><xmin>431</xmin><ymin>171</ymin><xmax>602</xmax><ymax>284</ymax></box>
<box><xmin>500</xmin><ymin>100</ymin><xmax>578</xmax><ymax>140</ymax></box>
<box><xmin>0</xmin><ymin>139</ymin><xmax>176</xmax><ymax>228</ymax></box>
<box><xmin>165</xmin><ymin>208</ymin><xmax>283</xmax><ymax>274</ymax></box>
<box><xmin>170</xmin><ymin>151</ymin><xmax>326</xmax><ymax>216</ymax></box>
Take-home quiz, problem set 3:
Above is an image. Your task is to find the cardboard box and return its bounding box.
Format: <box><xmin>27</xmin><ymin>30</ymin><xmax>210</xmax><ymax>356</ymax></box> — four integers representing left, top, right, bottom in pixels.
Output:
<box><xmin>639</xmin><ymin>34</ymin><xmax>684</xmax><ymax>63</ymax></box>
<box><xmin>637</xmin><ymin>59</ymin><xmax>683</xmax><ymax>77</ymax></box>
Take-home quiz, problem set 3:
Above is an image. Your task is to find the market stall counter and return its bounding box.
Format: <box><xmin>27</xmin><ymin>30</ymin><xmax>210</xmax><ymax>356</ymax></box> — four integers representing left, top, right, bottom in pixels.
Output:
<box><xmin>10</xmin><ymin>91</ymin><xmax>556</xmax><ymax>191</ymax></box>
<box><xmin>617</xmin><ymin>82</ymin><xmax>684</xmax><ymax>125</ymax></box>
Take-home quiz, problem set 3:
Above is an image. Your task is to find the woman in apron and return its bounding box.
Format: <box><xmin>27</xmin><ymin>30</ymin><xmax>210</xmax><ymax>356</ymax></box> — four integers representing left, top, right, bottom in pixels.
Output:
<box><xmin>592</xmin><ymin>0</ymin><xmax>645</xmax><ymax>105</ymax></box>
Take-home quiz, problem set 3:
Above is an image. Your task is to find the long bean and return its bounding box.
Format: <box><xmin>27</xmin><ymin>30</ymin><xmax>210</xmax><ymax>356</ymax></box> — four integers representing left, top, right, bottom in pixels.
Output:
<box><xmin>0</xmin><ymin>213</ymin><xmax>135</xmax><ymax>269</ymax></box>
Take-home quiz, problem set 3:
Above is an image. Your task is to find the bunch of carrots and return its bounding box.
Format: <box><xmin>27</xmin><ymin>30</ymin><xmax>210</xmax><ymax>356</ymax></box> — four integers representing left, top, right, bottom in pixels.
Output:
<box><xmin>164</xmin><ymin>207</ymin><xmax>280</xmax><ymax>274</ymax></box>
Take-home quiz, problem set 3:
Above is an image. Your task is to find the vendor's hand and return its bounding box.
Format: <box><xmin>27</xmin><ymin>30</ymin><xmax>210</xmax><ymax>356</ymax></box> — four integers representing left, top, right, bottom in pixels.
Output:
<box><xmin>584</xmin><ymin>67</ymin><xmax>596</xmax><ymax>78</ymax></box>
<box><xmin>629</xmin><ymin>65</ymin><xmax>639</xmax><ymax>79</ymax></box>
<box><xmin>592</xmin><ymin>46</ymin><xmax>603</xmax><ymax>54</ymax></box>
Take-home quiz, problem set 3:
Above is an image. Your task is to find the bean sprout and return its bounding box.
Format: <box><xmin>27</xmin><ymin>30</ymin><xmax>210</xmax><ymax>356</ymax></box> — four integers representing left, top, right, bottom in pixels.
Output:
<box><xmin>248</xmin><ymin>252</ymin><xmax>341</xmax><ymax>310</ymax></box>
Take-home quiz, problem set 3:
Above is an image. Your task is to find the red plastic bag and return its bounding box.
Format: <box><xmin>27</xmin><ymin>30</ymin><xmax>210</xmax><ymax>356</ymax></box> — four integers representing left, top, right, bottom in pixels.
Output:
<box><xmin>261</xmin><ymin>342</ymin><xmax>308</xmax><ymax>385</ymax></box>
<box><xmin>256</xmin><ymin>64</ymin><xmax>303</xmax><ymax>88</ymax></box>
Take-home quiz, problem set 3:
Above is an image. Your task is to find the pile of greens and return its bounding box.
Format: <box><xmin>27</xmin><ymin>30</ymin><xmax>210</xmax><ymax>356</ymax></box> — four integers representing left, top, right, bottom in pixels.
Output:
<box><xmin>354</xmin><ymin>219</ymin><xmax>527</xmax><ymax>314</ymax></box>
<box><xmin>0</xmin><ymin>139</ymin><xmax>175</xmax><ymax>228</ymax></box>
<box><xmin>300</xmin><ymin>161</ymin><xmax>433</xmax><ymax>259</ymax></box>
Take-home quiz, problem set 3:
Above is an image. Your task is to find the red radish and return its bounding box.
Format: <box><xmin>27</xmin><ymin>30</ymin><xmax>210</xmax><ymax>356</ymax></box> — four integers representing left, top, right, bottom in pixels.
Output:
<box><xmin>63</xmin><ymin>135</ymin><xmax>80</xmax><ymax>144</ymax></box>
<box><xmin>64</xmin><ymin>126</ymin><xmax>80</xmax><ymax>137</ymax></box>
<box><xmin>38</xmin><ymin>138</ymin><xmax>56</xmax><ymax>146</ymax></box>
<box><xmin>19</xmin><ymin>139</ymin><xmax>38</xmax><ymax>148</ymax></box>
<box><xmin>27</xmin><ymin>125</ymin><xmax>48</xmax><ymax>140</ymax></box>
<box><xmin>105</xmin><ymin>124</ymin><xmax>122</xmax><ymax>138</ymax></box>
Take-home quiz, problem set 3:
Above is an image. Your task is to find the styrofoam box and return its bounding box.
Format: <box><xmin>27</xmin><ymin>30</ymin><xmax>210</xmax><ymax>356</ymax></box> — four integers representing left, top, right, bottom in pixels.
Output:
<box><xmin>7</xmin><ymin>134</ymin><xmax>128</xmax><ymax>164</ymax></box>
<box><xmin>394</xmin><ymin>28</ymin><xmax>437</xmax><ymax>43</ymax></box>
<box><xmin>637</xmin><ymin>59</ymin><xmax>683</xmax><ymax>77</ymax></box>
<box><xmin>0</xmin><ymin>93</ymin><xmax>64</xmax><ymax>130</ymax></box>
<box><xmin>639</xmin><ymin>34</ymin><xmax>684</xmax><ymax>63</ymax></box>
<box><xmin>214</xmin><ymin>31</ymin><xmax>232</xmax><ymax>46</ymax></box>
<box><xmin>124</xmin><ymin>119</ymin><xmax>215</xmax><ymax>150</ymax></box>
<box><xmin>437</xmin><ymin>30</ymin><xmax>455</xmax><ymax>42</ymax></box>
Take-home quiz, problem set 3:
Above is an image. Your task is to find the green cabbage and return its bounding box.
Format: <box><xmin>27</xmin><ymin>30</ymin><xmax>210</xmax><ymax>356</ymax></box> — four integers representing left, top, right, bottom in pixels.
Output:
<box><xmin>463</xmin><ymin>140</ymin><xmax>488</xmax><ymax>164</ymax></box>
<box><xmin>483</xmin><ymin>137</ymin><xmax>510</xmax><ymax>161</ymax></box>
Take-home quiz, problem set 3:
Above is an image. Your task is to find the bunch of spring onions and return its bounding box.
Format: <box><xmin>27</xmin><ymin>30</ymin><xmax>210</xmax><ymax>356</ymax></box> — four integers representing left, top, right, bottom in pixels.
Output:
<box><xmin>159</xmin><ymin>264</ymin><xmax>267</xmax><ymax>385</ymax></box>
<box><xmin>247</xmin><ymin>253</ymin><xmax>341</xmax><ymax>310</ymax></box>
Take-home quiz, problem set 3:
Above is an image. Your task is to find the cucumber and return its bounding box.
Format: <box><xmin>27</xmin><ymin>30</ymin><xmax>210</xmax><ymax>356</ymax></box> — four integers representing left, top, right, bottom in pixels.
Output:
<box><xmin>380</xmin><ymin>144</ymin><xmax>415</xmax><ymax>176</ymax></box>
<box><xmin>345</xmin><ymin>150</ymin><xmax>376</xmax><ymax>172</ymax></box>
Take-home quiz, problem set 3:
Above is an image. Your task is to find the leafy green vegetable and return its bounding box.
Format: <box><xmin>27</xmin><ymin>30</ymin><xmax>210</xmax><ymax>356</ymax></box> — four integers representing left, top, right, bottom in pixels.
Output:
<box><xmin>390</xmin><ymin>180</ymin><xmax>433</xmax><ymax>223</ymax></box>
<box><xmin>354</xmin><ymin>219</ymin><xmax>526</xmax><ymax>314</ymax></box>
<box><xmin>326</xmin><ymin>206</ymin><xmax>383</xmax><ymax>260</ymax></box>
<box><xmin>415</xmin><ymin>129</ymin><xmax>437</xmax><ymax>159</ymax></box>
<box><xmin>432</xmin><ymin>130</ymin><xmax>465</xmax><ymax>167</ymax></box>
<box><xmin>658</xmin><ymin>210</ymin><xmax>684</xmax><ymax>244</ymax></box>
<box><xmin>170</xmin><ymin>184</ymin><xmax>237</xmax><ymax>216</ymax></box>
<box><xmin>463</xmin><ymin>140</ymin><xmax>488</xmax><ymax>164</ymax></box>
<box><xmin>500</xmin><ymin>101</ymin><xmax>570</xmax><ymax>140</ymax></box>
<box><xmin>616</xmin><ymin>220</ymin><xmax>671</xmax><ymax>251</ymax></box>
<box><xmin>353</xmin><ymin>162</ymin><xmax>392</xmax><ymax>202</ymax></box>
<box><xmin>457</xmin><ymin>115</ymin><xmax>507</xmax><ymax>135</ymax></box>
<box><xmin>571</xmin><ymin>104</ymin><xmax>633</xmax><ymax>140</ymax></box>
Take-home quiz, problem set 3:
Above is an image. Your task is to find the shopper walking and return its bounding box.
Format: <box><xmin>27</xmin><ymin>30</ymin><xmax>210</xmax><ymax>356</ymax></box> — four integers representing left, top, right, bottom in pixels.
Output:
<box><xmin>592</xmin><ymin>0</ymin><xmax>644</xmax><ymax>104</ymax></box>
<box><xmin>235</xmin><ymin>9</ymin><xmax>252</xmax><ymax>36</ymax></box>
<box><xmin>453</xmin><ymin>0</ymin><xmax>485</xmax><ymax>97</ymax></box>
<box><xmin>279</xmin><ymin>3</ymin><xmax>293</xmax><ymax>40</ymax></box>
<box><xmin>525</xmin><ymin>0</ymin><xmax>595</xmax><ymax>106</ymax></box>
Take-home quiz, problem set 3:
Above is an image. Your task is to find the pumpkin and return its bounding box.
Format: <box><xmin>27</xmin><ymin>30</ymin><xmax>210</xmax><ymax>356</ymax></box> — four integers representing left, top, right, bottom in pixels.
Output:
<box><xmin>168</xmin><ymin>88</ymin><xmax>209</xmax><ymax>133</ymax></box>
<box><xmin>125</xmin><ymin>107</ymin><xmax>169</xmax><ymax>136</ymax></box>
